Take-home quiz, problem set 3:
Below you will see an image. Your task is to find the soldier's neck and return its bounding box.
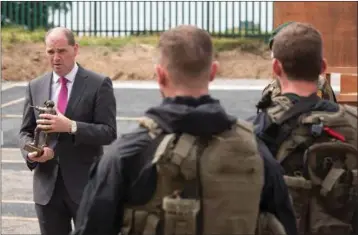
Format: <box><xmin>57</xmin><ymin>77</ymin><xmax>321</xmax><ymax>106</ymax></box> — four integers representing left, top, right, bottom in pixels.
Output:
<box><xmin>281</xmin><ymin>80</ymin><xmax>318</xmax><ymax>97</ymax></box>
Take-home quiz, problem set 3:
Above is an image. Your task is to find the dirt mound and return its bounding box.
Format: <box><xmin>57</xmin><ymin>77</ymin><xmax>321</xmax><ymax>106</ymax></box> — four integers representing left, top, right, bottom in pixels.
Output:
<box><xmin>2</xmin><ymin>43</ymin><xmax>272</xmax><ymax>81</ymax></box>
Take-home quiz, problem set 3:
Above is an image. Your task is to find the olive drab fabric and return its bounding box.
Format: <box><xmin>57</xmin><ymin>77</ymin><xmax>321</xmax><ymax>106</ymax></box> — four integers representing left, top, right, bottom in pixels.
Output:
<box><xmin>119</xmin><ymin>116</ymin><xmax>282</xmax><ymax>235</ymax></box>
<box><xmin>256</xmin><ymin>212</ymin><xmax>289</xmax><ymax>235</ymax></box>
<box><xmin>261</xmin><ymin>76</ymin><xmax>337</xmax><ymax>102</ymax></box>
<box><xmin>264</xmin><ymin>96</ymin><xmax>358</xmax><ymax>235</ymax></box>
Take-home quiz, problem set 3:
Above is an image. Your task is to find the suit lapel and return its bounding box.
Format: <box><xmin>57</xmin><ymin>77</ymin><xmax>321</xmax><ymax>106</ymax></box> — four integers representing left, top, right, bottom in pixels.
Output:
<box><xmin>36</xmin><ymin>72</ymin><xmax>52</xmax><ymax>107</ymax></box>
<box><xmin>64</xmin><ymin>66</ymin><xmax>88</xmax><ymax>118</ymax></box>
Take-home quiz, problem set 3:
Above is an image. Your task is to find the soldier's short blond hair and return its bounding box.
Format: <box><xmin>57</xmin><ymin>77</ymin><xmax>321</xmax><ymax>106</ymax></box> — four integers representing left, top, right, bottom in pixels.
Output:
<box><xmin>157</xmin><ymin>25</ymin><xmax>213</xmax><ymax>86</ymax></box>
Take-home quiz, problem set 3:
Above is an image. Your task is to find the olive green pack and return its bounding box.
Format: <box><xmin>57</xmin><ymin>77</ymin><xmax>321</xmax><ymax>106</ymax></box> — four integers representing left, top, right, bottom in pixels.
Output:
<box><xmin>120</xmin><ymin>117</ymin><xmax>287</xmax><ymax>235</ymax></box>
<box><xmin>266</xmin><ymin>96</ymin><xmax>358</xmax><ymax>235</ymax></box>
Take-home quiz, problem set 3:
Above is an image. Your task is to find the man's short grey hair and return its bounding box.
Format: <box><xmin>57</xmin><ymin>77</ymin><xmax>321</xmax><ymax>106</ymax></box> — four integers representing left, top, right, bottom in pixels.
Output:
<box><xmin>44</xmin><ymin>27</ymin><xmax>76</xmax><ymax>46</ymax></box>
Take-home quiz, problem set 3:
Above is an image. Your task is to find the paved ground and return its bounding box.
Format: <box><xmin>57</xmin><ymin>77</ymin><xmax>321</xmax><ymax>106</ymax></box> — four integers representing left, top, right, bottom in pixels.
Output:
<box><xmin>1</xmin><ymin>77</ymin><xmax>340</xmax><ymax>234</ymax></box>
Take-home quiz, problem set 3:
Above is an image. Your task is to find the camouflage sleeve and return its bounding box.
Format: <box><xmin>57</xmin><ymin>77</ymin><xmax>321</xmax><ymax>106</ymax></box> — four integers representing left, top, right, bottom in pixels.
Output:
<box><xmin>317</xmin><ymin>76</ymin><xmax>337</xmax><ymax>103</ymax></box>
<box><xmin>262</xmin><ymin>79</ymin><xmax>281</xmax><ymax>99</ymax></box>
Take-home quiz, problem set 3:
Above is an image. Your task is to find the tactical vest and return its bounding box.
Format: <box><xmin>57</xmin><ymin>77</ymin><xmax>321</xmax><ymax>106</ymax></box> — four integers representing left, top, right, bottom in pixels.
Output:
<box><xmin>120</xmin><ymin>117</ymin><xmax>285</xmax><ymax>235</ymax></box>
<box><xmin>264</xmin><ymin>96</ymin><xmax>358</xmax><ymax>235</ymax></box>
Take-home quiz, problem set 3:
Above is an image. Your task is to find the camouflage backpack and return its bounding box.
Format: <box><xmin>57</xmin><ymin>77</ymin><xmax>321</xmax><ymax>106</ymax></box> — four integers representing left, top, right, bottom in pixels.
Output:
<box><xmin>120</xmin><ymin>117</ymin><xmax>286</xmax><ymax>235</ymax></box>
<box><xmin>262</xmin><ymin>96</ymin><xmax>358</xmax><ymax>235</ymax></box>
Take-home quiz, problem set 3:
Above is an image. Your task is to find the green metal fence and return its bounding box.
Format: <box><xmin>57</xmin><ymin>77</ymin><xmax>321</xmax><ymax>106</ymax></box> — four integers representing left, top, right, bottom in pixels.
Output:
<box><xmin>1</xmin><ymin>1</ymin><xmax>273</xmax><ymax>39</ymax></box>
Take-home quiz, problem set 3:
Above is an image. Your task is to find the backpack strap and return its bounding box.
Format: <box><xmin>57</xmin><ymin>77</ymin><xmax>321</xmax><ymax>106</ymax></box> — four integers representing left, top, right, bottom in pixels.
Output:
<box><xmin>138</xmin><ymin>116</ymin><xmax>163</xmax><ymax>139</ymax></box>
<box><xmin>261</xmin><ymin>95</ymin><xmax>320</xmax><ymax>158</ymax></box>
<box><xmin>151</xmin><ymin>132</ymin><xmax>204</xmax><ymax>235</ymax></box>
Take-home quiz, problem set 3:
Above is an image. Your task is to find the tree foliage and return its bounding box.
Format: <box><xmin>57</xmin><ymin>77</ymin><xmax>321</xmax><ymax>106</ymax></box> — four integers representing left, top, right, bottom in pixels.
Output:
<box><xmin>1</xmin><ymin>1</ymin><xmax>72</xmax><ymax>30</ymax></box>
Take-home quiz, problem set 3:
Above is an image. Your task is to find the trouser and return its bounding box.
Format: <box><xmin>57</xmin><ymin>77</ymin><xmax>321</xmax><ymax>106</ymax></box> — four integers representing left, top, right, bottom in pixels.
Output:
<box><xmin>35</xmin><ymin>170</ymin><xmax>79</xmax><ymax>235</ymax></box>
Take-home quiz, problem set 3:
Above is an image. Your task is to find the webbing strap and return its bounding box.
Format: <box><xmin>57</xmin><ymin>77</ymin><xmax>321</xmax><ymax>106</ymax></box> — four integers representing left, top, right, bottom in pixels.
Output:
<box><xmin>152</xmin><ymin>134</ymin><xmax>175</xmax><ymax>164</ymax></box>
<box><xmin>352</xmin><ymin>170</ymin><xmax>358</xmax><ymax>186</ymax></box>
<box><xmin>139</xmin><ymin>116</ymin><xmax>163</xmax><ymax>139</ymax></box>
<box><xmin>284</xmin><ymin>175</ymin><xmax>312</xmax><ymax>189</ymax></box>
<box><xmin>258</xmin><ymin>212</ymin><xmax>288</xmax><ymax>235</ymax></box>
<box><xmin>142</xmin><ymin>214</ymin><xmax>160</xmax><ymax>235</ymax></box>
<box><xmin>172</xmin><ymin>134</ymin><xmax>196</xmax><ymax>166</ymax></box>
<box><xmin>163</xmin><ymin>196</ymin><xmax>200</xmax><ymax>214</ymax></box>
<box><xmin>320</xmin><ymin>168</ymin><xmax>345</xmax><ymax>196</ymax></box>
<box><xmin>262</xmin><ymin>95</ymin><xmax>320</xmax><ymax>154</ymax></box>
<box><xmin>276</xmin><ymin>95</ymin><xmax>320</xmax><ymax>125</ymax></box>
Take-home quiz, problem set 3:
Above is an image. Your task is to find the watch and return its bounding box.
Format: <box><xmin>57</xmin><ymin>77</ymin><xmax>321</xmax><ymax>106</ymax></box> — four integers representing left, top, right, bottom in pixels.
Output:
<box><xmin>70</xmin><ymin>121</ymin><xmax>77</xmax><ymax>134</ymax></box>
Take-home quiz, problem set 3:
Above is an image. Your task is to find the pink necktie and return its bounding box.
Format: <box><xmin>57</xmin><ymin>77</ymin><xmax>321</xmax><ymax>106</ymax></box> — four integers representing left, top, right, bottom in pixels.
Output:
<box><xmin>57</xmin><ymin>77</ymin><xmax>68</xmax><ymax>114</ymax></box>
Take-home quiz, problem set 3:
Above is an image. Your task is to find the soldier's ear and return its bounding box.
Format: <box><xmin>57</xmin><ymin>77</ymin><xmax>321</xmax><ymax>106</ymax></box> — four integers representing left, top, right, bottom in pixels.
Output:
<box><xmin>320</xmin><ymin>58</ymin><xmax>327</xmax><ymax>75</ymax></box>
<box><xmin>209</xmin><ymin>61</ymin><xmax>219</xmax><ymax>82</ymax></box>
<box><xmin>272</xmin><ymin>58</ymin><xmax>282</xmax><ymax>77</ymax></box>
<box><xmin>155</xmin><ymin>64</ymin><xmax>167</xmax><ymax>88</ymax></box>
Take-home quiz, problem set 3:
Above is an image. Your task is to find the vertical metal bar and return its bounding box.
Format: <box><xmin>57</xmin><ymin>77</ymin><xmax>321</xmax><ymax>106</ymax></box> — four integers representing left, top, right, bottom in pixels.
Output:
<box><xmin>83</xmin><ymin>2</ymin><xmax>86</xmax><ymax>36</ymax></box>
<box><xmin>131</xmin><ymin>1</ymin><xmax>134</xmax><ymax>35</ymax></box>
<box><xmin>156</xmin><ymin>1</ymin><xmax>159</xmax><ymax>32</ymax></box>
<box><xmin>34</xmin><ymin>2</ymin><xmax>38</xmax><ymax>29</ymax></box>
<box><xmin>266</xmin><ymin>1</ymin><xmax>268</xmax><ymax>36</ymax></box>
<box><xmin>206</xmin><ymin>1</ymin><xmax>209</xmax><ymax>31</ymax></box>
<box><xmin>90</xmin><ymin>1</ymin><xmax>93</xmax><ymax>36</ymax></box>
<box><xmin>136</xmin><ymin>2</ymin><xmax>140</xmax><ymax>36</ymax></box>
<box><xmin>245</xmin><ymin>1</ymin><xmax>248</xmax><ymax>36</ymax></box>
<box><xmin>71</xmin><ymin>1</ymin><xmax>74</xmax><ymax>31</ymax></box>
<box><xmin>201</xmin><ymin>2</ymin><xmax>204</xmax><ymax>30</ymax></box>
<box><xmin>28</xmin><ymin>1</ymin><xmax>32</xmax><ymax>30</ymax></box>
<box><xmin>162</xmin><ymin>1</ymin><xmax>165</xmax><ymax>30</ymax></box>
<box><xmin>77</xmin><ymin>1</ymin><xmax>80</xmax><ymax>35</ymax></box>
<box><xmin>194</xmin><ymin>2</ymin><xmax>197</xmax><ymax>26</ymax></box>
<box><xmin>219</xmin><ymin>2</ymin><xmax>221</xmax><ymax>36</ymax></box>
<box><xmin>150</xmin><ymin>1</ymin><xmax>152</xmax><ymax>34</ymax></box>
<box><xmin>106</xmin><ymin>1</ymin><xmax>108</xmax><ymax>36</ymax></box>
<box><xmin>259</xmin><ymin>2</ymin><xmax>261</xmax><ymax>36</ymax></box>
<box><xmin>22</xmin><ymin>2</ymin><xmax>25</xmax><ymax>26</ymax></box>
<box><xmin>64</xmin><ymin>2</ymin><xmax>67</xmax><ymax>28</ymax></box>
<box><xmin>188</xmin><ymin>1</ymin><xmax>190</xmax><ymax>25</ymax></box>
<box><xmin>58</xmin><ymin>1</ymin><xmax>60</xmax><ymax>27</ymax></box>
<box><xmin>232</xmin><ymin>1</ymin><xmax>235</xmax><ymax>37</ymax></box>
<box><xmin>169</xmin><ymin>1</ymin><xmax>171</xmax><ymax>28</ymax></box>
<box><xmin>9</xmin><ymin>1</ymin><xmax>13</xmax><ymax>25</ymax></box>
<box><xmin>124</xmin><ymin>1</ymin><xmax>127</xmax><ymax>36</ymax></box>
<box><xmin>15</xmin><ymin>2</ymin><xmax>19</xmax><ymax>25</ymax></box>
<box><xmin>175</xmin><ymin>1</ymin><xmax>178</xmax><ymax>27</ymax></box>
<box><xmin>137</xmin><ymin>1</ymin><xmax>140</xmax><ymax>35</ymax></box>
<box><xmin>183</xmin><ymin>1</ymin><xmax>185</xmax><ymax>25</ymax></box>
<box><xmin>226</xmin><ymin>2</ymin><xmax>229</xmax><ymax>36</ymax></box>
<box><xmin>118</xmin><ymin>1</ymin><xmax>121</xmax><ymax>36</ymax></box>
<box><xmin>99</xmin><ymin>1</ymin><xmax>102</xmax><ymax>36</ymax></box>
<box><xmin>1</xmin><ymin>2</ymin><xmax>6</xmax><ymax>23</ymax></box>
<box><xmin>112</xmin><ymin>1</ymin><xmax>115</xmax><ymax>37</ymax></box>
<box><xmin>4</xmin><ymin>2</ymin><xmax>8</xmax><ymax>23</ymax></box>
<box><xmin>211</xmin><ymin>1</ymin><xmax>214</xmax><ymax>32</ymax></box>
<box><xmin>252</xmin><ymin>2</ymin><xmax>255</xmax><ymax>35</ymax></box>
<box><xmin>144</xmin><ymin>1</ymin><xmax>146</xmax><ymax>34</ymax></box>
<box><xmin>238</xmin><ymin>1</ymin><xmax>241</xmax><ymax>37</ymax></box>
<box><xmin>130</xmin><ymin>1</ymin><xmax>134</xmax><ymax>35</ymax></box>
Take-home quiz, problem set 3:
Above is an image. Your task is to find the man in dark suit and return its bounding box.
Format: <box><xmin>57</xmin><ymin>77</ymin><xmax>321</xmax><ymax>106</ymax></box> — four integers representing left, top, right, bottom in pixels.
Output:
<box><xmin>18</xmin><ymin>27</ymin><xmax>117</xmax><ymax>235</ymax></box>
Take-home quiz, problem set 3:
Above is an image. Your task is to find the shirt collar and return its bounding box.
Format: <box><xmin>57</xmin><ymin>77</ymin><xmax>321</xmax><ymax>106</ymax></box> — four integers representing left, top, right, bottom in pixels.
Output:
<box><xmin>53</xmin><ymin>63</ymin><xmax>79</xmax><ymax>84</ymax></box>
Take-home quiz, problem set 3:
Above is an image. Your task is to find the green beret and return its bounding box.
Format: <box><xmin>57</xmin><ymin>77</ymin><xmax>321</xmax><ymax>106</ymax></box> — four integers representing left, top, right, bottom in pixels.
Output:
<box><xmin>269</xmin><ymin>21</ymin><xmax>295</xmax><ymax>50</ymax></box>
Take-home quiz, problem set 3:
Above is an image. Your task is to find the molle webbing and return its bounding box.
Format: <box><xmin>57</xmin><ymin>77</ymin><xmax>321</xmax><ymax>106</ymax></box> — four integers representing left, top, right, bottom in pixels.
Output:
<box><xmin>162</xmin><ymin>195</ymin><xmax>200</xmax><ymax>235</ymax></box>
<box><xmin>122</xmin><ymin>117</ymin><xmax>267</xmax><ymax>235</ymax></box>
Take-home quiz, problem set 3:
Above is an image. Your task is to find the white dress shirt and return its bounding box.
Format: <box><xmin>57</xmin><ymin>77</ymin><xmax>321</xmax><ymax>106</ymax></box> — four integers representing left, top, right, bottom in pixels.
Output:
<box><xmin>51</xmin><ymin>63</ymin><xmax>79</xmax><ymax>107</ymax></box>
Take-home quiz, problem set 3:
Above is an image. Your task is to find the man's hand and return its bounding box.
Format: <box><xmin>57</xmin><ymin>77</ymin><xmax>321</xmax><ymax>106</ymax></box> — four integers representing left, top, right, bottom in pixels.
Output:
<box><xmin>28</xmin><ymin>147</ymin><xmax>54</xmax><ymax>163</ymax></box>
<box><xmin>37</xmin><ymin>110</ymin><xmax>72</xmax><ymax>133</ymax></box>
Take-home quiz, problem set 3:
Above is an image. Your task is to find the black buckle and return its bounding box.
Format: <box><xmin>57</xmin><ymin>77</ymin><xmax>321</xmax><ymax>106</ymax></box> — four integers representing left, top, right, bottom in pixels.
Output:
<box><xmin>311</xmin><ymin>121</ymin><xmax>324</xmax><ymax>137</ymax></box>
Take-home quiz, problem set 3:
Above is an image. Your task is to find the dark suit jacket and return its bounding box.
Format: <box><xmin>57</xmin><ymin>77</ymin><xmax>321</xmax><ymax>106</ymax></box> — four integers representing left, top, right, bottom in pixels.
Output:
<box><xmin>18</xmin><ymin>65</ymin><xmax>117</xmax><ymax>205</ymax></box>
